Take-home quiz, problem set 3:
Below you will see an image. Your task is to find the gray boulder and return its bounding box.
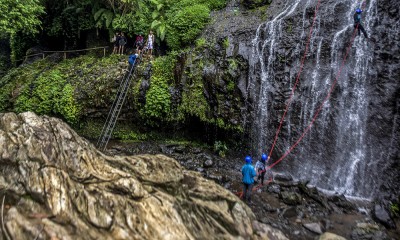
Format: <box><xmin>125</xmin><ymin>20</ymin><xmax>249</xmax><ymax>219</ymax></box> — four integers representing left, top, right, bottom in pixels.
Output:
<box><xmin>0</xmin><ymin>112</ymin><xmax>286</xmax><ymax>240</ymax></box>
<box><xmin>372</xmin><ymin>204</ymin><xmax>396</xmax><ymax>229</ymax></box>
<box><xmin>303</xmin><ymin>222</ymin><xmax>323</xmax><ymax>234</ymax></box>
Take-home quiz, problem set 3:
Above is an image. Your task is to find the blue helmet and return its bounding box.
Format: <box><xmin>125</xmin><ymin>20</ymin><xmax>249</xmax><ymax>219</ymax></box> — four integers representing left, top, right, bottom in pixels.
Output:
<box><xmin>356</xmin><ymin>8</ymin><xmax>362</xmax><ymax>13</ymax></box>
<box><xmin>261</xmin><ymin>153</ymin><xmax>268</xmax><ymax>161</ymax></box>
<box><xmin>245</xmin><ymin>156</ymin><xmax>252</xmax><ymax>163</ymax></box>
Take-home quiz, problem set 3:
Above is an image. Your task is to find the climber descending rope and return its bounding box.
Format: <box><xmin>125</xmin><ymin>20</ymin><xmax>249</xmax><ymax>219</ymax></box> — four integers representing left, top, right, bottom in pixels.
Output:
<box><xmin>267</xmin><ymin>2</ymin><xmax>369</xmax><ymax>170</ymax></box>
<box><xmin>268</xmin><ymin>15</ymin><xmax>365</xmax><ymax>170</ymax></box>
<box><xmin>238</xmin><ymin>2</ymin><xmax>370</xmax><ymax>199</ymax></box>
<box><xmin>236</xmin><ymin>0</ymin><xmax>322</xmax><ymax>199</ymax></box>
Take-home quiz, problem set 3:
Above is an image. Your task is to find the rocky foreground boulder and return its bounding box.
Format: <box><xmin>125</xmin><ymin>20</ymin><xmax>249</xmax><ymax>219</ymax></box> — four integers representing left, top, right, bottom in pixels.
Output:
<box><xmin>0</xmin><ymin>112</ymin><xmax>287</xmax><ymax>240</ymax></box>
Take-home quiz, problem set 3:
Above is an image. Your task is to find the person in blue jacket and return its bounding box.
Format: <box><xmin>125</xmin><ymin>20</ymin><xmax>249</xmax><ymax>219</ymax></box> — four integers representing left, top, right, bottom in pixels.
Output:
<box><xmin>241</xmin><ymin>156</ymin><xmax>256</xmax><ymax>203</ymax></box>
<box><xmin>128</xmin><ymin>53</ymin><xmax>139</xmax><ymax>66</ymax></box>
<box><xmin>353</xmin><ymin>8</ymin><xmax>368</xmax><ymax>39</ymax></box>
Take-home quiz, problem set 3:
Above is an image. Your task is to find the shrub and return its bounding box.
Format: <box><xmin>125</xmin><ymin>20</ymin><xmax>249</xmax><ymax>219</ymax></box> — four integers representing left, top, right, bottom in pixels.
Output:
<box><xmin>175</xmin><ymin>0</ymin><xmax>227</xmax><ymax>10</ymax></box>
<box><xmin>214</xmin><ymin>140</ymin><xmax>228</xmax><ymax>157</ymax></box>
<box><xmin>195</xmin><ymin>38</ymin><xmax>206</xmax><ymax>48</ymax></box>
<box><xmin>10</xmin><ymin>31</ymin><xmax>38</xmax><ymax>65</ymax></box>
<box><xmin>142</xmin><ymin>55</ymin><xmax>176</xmax><ymax>124</ymax></box>
<box><xmin>166</xmin><ymin>5</ymin><xmax>210</xmax><ymax>50</ymax></box>
<box><xmin>14</xmin><ymin>69</ymin><xmax>80</xmax><ymax>124</ymax></box>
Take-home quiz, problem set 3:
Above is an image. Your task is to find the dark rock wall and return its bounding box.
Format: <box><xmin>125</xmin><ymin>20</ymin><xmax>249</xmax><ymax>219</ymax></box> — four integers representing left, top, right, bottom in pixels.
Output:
<box><xmin>241</xmin><ymin>0</ymin><xmax>400</xmax><ymax>197</ymax></box>
<box><xmin>212</xmin><ymin>0</ymin><xmax>399</xmax><ymax>199</ymax></box>
<box><xmin>367</xmin><ymin>0</ymin><xmax>400</xmax><ymax>201</ymax></box>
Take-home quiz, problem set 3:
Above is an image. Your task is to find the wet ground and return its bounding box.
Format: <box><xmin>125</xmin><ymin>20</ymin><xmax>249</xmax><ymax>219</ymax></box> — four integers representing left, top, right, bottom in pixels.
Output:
<box><xmin>104</xmin><ymin>140</ymin><xmax>399</xmax><ymax>240</ymax></box>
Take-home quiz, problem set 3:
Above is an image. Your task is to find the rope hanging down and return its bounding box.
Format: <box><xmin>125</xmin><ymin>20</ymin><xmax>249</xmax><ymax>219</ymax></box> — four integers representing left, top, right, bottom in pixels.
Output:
<box><xmin>268</xmin><ymin>0</ymin><xmax>322</xmax><ymax>157</ymax></box>
<box><xmin>268</xmin><ymin>19</ymin><xmax>363</xmax><ymax>170</ymax></box>
<box><xmin>236</xmin><ymin>0</ymin><xmax>323</xmax><ymax>198</ymax></box>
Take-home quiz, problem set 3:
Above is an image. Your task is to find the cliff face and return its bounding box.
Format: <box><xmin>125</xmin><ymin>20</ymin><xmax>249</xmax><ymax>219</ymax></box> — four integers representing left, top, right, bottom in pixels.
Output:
<box><xmin>0</xmin><ymin>112</ymin><xmax>287</xmax><ymax>240</ymax></box>
<box><xmin>0</xmin><ymin>0</ymin><xmax>398</xmax><ymax>201</ymax></box>
<box><xmin>228</xmin><ymin>0</ymin><xmax>400</xmax><ymax>200</ymax></box>
<box><xmin>182</xmin><ymin>0</ymin><xmax>399</xmax><ymax>199</ymax></box>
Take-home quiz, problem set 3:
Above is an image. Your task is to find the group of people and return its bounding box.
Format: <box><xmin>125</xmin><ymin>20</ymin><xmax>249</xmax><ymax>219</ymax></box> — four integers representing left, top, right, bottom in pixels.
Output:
<box><xmin>241</xmin><ymin>153</ymin><xmax>270</xmax><ymax>203</ymax></box>
<box><xmin>112</xmin><ymin>30</ymin><xmax>155</xmax><ymax>56</ymax></box>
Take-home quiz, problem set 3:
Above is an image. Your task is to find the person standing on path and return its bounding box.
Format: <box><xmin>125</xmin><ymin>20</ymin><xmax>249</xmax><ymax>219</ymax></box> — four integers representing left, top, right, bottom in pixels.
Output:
<box><xmin>135</xmin><ymin>33</ymin><xmax>144</xmax><ymax>54</ymax></box>
<box><xmin>112</xmin><ymin>32</ymin><xmax>120</xmax><ymax>54</ymax></box>
<box><xmin>145</xmin><ymin>30</ymin><xmax>154</xmax><ymax>57</ymax></box>
<box><xmin>353</xmin><ymin>8</ymin><xmax>368</xmax><ymax>39</ymax></box>
<box><xmin>241</xmin><ymin>156</ymin><xmax>256</xmax><ymax>203</ymax></box>
<box><xmin>118</xmin><ymin>32</ymin><xmax>127</xmax><ymax>55</ymax></box>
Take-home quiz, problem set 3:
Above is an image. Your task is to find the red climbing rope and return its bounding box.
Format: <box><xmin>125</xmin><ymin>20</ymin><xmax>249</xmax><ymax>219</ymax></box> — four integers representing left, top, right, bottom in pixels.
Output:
<box><xmin>269</xmin><ymin>0</ymin><xmax>322</xmax><ymax>157</ymax></box>
<box><xmin>268</xmin><ymin>22</ymin><xmax>362</xmax><ymax>170</ymax></box>
<box><xmin>236</xmin><ymin>3</ymin><xmax>366</xmax><ymax>201</ymax></box>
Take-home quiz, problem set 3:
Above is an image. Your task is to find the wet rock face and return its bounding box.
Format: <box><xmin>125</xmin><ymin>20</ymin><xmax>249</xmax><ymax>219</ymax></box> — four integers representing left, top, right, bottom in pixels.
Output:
<box><xmin>242</xmin><ymin>0</ymin><xmax>400</xmax><ymax>200</ymax></box>
<box><xmin>0</xmin><ymin>112</ymin><xmax>287</xmax><ymax>240</ymax></box>
<box><xmin>372</xmin><ymin>204</ymin><xmax>396</xmax><ymax>229</ymax></box>
<box><xmin>368</xmin><ymin>0</ymin><xmax>400</xmax><ymax>202</ymax></box>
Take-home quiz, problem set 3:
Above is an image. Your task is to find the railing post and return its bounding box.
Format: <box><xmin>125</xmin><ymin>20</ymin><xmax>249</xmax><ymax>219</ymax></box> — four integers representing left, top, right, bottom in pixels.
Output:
<box><xmin>42</xmin><ymin>53</ymin><xmax>45</xmax><ymax>59</ymax></box>
<box><xmin>103</xmin><ymin>47</ymin><xmax>106</xmax><ymax>57</ymax></box>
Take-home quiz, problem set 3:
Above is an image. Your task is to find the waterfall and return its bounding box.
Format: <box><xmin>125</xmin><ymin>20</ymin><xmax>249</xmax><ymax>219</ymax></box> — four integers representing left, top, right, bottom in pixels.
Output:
<box><xmin>249</xmin><ymin>0</ymin><xmax>378</xmax><ymax>198</ymax></box>
<box><xmin>248</xmin><ymin>0</ymin><xmax>303</xmax><ymax>153</ymax></box>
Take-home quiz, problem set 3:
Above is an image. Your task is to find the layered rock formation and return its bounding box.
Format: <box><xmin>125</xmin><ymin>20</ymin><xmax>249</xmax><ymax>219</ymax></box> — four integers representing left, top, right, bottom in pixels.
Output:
<box><xmin>0</xmin><ymin>112</ymin><xmax>288</xmax><ymax>239</ymax></box>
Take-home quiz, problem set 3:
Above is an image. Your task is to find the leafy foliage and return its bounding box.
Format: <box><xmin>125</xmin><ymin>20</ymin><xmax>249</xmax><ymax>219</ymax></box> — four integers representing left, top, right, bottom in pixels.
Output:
<box><xmin>166</xmin><ymin>5</ymin><xmax>210</xmax><ymax>50</ymax></box>
<box><xmin>0</xmin><ymin>0</ymin><xmax>44</xmax><ymax>35</ymax></box>
<box><xmin>178</xmin><ymin>64</ymin><xmax>210</xmax><ymax>122</ymax></box>
<box><xmin>214</xmin><ymin>140</ymin><xmax>228</xmax><ymax>157</ymax></box>
<box><xmin>175</xmin><ymin>0</ymin><xmax>227</xmax><ymax>10</ymax></box>
<box><xmin>390</xmin><ymin>203</ymin><xmax>399</xmax><ymax>217</ymax></box>
<box><xmin>10</xmin><ymin>31</ymin><xmax>39</xmax><ymax>65</ymax></box>
<box><xmin>14</xmin><ymin>69</ymin><xmax>80</xmax><ymax>123</ymax></box>
<box><xmin>142</xmin><ymin>55</ymin><xmax>176</xmax><ymax>124</ymax></box>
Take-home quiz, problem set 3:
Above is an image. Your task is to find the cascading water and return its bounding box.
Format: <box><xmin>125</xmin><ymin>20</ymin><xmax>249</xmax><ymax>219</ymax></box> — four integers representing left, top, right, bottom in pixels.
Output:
<box><xmin>248</xmin><ymin>0</ymin><xmax>302</xmax><ymax>153</ymax></box>
<box><xmin>249</xmin><ymin>0</ymin><xmax>378</xmax><ymax>198</ymax></box>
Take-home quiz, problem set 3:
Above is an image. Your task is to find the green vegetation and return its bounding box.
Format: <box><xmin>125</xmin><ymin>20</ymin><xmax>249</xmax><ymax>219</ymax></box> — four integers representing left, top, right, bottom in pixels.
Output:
<box><xmin>214</xmin><ymin>140</ymin><xmax>228</xmax><ymax>157</ymax></box>
<box><xmin>166</xmin><ymin>4</ymin><xmax>211</xmax><ymax>50</ymax></box>
<box><xmin>14</xmin><ymin>69</ymin><xmax>81</xmax><ymax>124</ymax></box>
<box><xmin>390</xmin><ymin>203</ymin><xmax>399</xmax><ymax>217</ymax></box>
<box><xmin>178</xmin><ymin>68</ymin><xmax>210</xmax><ymax>122</ymax></box>
<box><xmin>223</xmin><ymin>37</ymin><xmax>230</xmax><ymax>49</ymax></box>
<box><xmin>1</xmin><ymin>55</ymin><xmax>121</xmax><ymax>124</ymax></box>
<box><xmin>195</xmin><ymin>38</ymin><xmax>207</xmax><ymax>48</ymax></box>
<box><xmin>0</xmin><ymin>0</ymin><xmax>44</xmax><ymax>35</ymax></box>
<box><xmin>142</xmin><ymin>54</ymin><xmax>176</xmax><ymax>124</ymax></box>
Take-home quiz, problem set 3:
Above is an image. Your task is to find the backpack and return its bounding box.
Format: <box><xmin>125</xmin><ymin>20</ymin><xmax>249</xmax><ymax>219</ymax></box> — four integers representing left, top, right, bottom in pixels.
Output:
<box><xmin>119</xmin><ymin>37</ymin><xmax>126</xmax><ymax>45</ymax></box>
<box><xmin>128</xmin><ymin>54</ymin><xmax>138</xmax><ymax>65</ymax></box>
<box><xmin>136</xmin><ymin>36</ymin><xmax>143</xmax><ymax>46</ymax></box>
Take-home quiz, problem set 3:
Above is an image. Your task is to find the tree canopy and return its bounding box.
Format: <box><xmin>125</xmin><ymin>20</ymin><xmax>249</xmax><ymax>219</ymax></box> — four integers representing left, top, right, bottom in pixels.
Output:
<box><xmin>0</xmin><ymin>0</ymin><xmax>44</xmax><ymax>34</ymax></box>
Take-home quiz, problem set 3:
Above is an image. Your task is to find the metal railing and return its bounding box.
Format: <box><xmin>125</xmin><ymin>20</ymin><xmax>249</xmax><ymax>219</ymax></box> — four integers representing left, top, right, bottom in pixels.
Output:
<box><xmin>18</xmin><ymin>46</ymin><xmax>109</xmax><ymax>62</ymax></box>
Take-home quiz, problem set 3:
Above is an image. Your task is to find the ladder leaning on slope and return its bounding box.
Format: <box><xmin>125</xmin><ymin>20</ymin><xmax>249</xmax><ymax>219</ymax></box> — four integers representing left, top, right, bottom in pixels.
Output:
<box><xmin>97</xmin><ymin>55</ymin><xmax>140</xmax><ymax>151</ymax></box>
